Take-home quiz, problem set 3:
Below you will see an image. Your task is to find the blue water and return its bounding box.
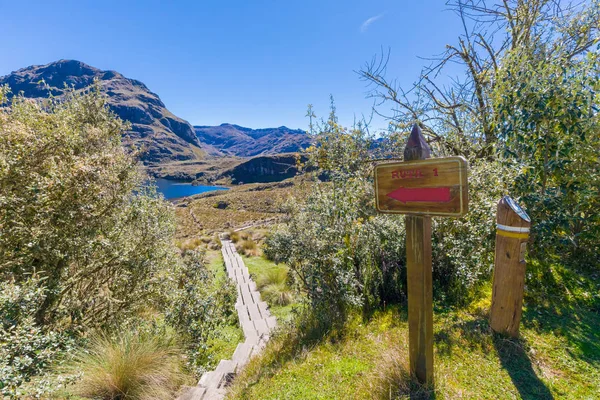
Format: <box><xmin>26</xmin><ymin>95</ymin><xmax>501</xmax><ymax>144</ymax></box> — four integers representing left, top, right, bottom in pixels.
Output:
<box><xmin>153</xmin><ymin>179</ymin><xmax>228</xmax><ymax>199</ymax></box>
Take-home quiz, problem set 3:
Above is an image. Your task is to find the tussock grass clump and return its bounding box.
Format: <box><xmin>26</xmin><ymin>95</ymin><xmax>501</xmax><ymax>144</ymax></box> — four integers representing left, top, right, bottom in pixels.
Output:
<box><xmin>256</xmin><ymin>268</ymin><xmax>293</xmax><ymax>306</ymax></box>
<box><xmin>256</xmin><ymin>267</ymin><xmax>287</xmax><ymax>289</ymax></box>
<box><xmin>200</xmin><ymin>236</ymin><xmax>212</xmax><ymax>244</ymax></box>
<box><xmin>71</xmin><ymin>329</ymin><xmax>187</xmax><ymax>400</ymax></box>
<box><xmin>213</xmin><ymin>234</ymin><xmax>222</xmax><ymax>247</ymax></box>
<box><xmin>236</xmin><ymin>238</ymin><xmax>260</xmax><ymax>256</ymax></box>
<box><xmin>262</xmin><ymin>282</ymin><xmax>294</xmax><ymax>306</ymax></box>
<box><xmin>177</xmin><ymin>237</ymin><xmax>202</xmax><ymax>251</ymax></box>
<box><xmin>229</xmin><ymin>231</ymin><xmax>241</xmax><ymax>243</ymax></box>
<box><xmin>242</xmin><ymin>239</ymin><xmax>257</xmax><ymax>251</ymax></box>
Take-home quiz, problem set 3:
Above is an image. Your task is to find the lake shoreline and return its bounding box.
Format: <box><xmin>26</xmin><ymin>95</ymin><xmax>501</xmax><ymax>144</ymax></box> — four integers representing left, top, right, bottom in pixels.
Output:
<box><xmin>152</xmin><ymin>178</ymin><xmax>229</xmax><ymax>200</ymax></box>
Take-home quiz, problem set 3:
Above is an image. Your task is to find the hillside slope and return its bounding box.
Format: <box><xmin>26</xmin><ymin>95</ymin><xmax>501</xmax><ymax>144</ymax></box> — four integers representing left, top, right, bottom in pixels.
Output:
<box><xmin>194</xmin><ymin>124</ymin><xmax>311</xmax><ymax>157</ymax></box>
<box><xmin>0</xmin><ymin>59</ymin><xmax>204</xmax><ymax>163</ymax></box>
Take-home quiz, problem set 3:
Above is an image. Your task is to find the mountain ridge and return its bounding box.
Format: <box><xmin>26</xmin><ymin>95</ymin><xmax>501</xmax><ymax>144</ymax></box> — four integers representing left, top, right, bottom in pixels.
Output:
<box><xmin>0</xmin><ymin>59</ymin><xmax>204</xmax><ymax>163</ymax></box>
<box><xmin>0</xmin><ymin>59</ymin><xmax>312</xmax><ymax>173</ymax></box>
<box><xmin>194</xmin><ymin>123</ymin><xmax>310</xmax><ymax>157</ymax></box>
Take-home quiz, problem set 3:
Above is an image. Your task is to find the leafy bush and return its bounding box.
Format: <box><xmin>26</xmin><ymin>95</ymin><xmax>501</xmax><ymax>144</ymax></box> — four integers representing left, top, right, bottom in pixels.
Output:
<box><xmin>0</xmin><ymin>85</ymin><xmax>188</xmax><ymax>395</ymax></box>
<box><xmin>164</xmin><ymin>250</ymin><xmax>237</xmax><ymax>374</ymax></box>
<box><xmin>0</xmin><ymin>84</ymin><xmax>177</xmax><ymax>329</ymax></box>
<box><xmin>265</xmin><ymin>115</ymin><xmax>408</xmax><ymax>322</ymax></box>
<box><xmin>265</xmin><ymin>108</ymin><xmax>516</xmax><ymax>319</ymax></box>
<box><xmin>359</xmin><ymin>1</ymin><xmax>600</xmax><ymax>270</ymax></box>
<box><xmin>71</xmin><ymin>328</ymin><xmax>185</xmax><ymax>400</ymax></box>
<box><xmin>0</xmin><ymin>278</ymin><xmax>74</xmax><ymax>399</ymax></box>
<box><xmin>432</xmin><ymin>159</ymin><xmax>516</xmax><ymax>302</ymax></box>
<box><xmin>494</xmin><ymin>42</ymin><xmax>600</xmax><ymax>264</ymax></box>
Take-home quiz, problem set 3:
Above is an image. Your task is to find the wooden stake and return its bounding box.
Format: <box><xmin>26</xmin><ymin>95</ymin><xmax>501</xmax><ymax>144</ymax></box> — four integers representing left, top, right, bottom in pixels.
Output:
<box><xmin>404</xmin><ymin>124</ymin><xmax>434</xmax><ymax>385</ymax></box>
<box><xmin>490</xmin><ymin>196</ymin><xmax>531</xmax><ymax>337</ymax></box>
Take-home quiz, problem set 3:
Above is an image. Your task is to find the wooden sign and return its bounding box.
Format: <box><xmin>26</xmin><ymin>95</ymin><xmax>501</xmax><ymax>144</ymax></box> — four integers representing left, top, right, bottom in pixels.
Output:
<box><xmin>374</xmin><ymin>156</ymin><xmax>469</xmax><ymax>217</ymax></box>
<box><xmin>374</xmin><ymin>124</ymin><xmax>470</xmax><ymax>387</ymax></box>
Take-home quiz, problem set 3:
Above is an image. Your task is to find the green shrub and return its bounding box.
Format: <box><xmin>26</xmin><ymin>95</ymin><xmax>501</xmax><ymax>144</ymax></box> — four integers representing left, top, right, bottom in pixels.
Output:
<box><xmin>265</xmin><ymin>108</ymin><xmax>517</xmax><ymax>320</ymax></box>
<box><xmin>71</xmin><ymin>328</ymin><xmax>185</xmax><ymax>400</ymax></box>
<box><xmin>431</xmin><ymin>159</ymin><xmax>516</xmax><ymax>302</ymax></box>
<box><xmin>0</xmin><ymin>278</ymin><xmax>74</xmax><ymax>399</ymax></box>
<box><xmin>0</xmin><ymin>84</ymin><xmax>177</xmax><ymax>329</ymax></box>
<box><xmin>494</xmin><ymin>44</ymin><xmax>600</xmax><ymax>264</ymax></box>
<box><xmin>164</xmin><ymin>250</ymin><xmax>237</xmax><ymax>374</ymax></box>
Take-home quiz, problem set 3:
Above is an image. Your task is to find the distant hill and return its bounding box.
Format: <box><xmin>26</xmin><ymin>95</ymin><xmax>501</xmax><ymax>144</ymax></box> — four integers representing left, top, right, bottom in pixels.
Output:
<box><xmin>0</xmin><ymin>59</ymin><xmax>204</xmax><ymax>163</ymax></box>
<box><xmin>194</xmin><ymin>123</ymin><xmax>311</xmax><ymax>157</ymax></box>
<box><xmin>219</xmin><ymin>154</ymin><xmax>307</xmax><ymax>184</ymax></box>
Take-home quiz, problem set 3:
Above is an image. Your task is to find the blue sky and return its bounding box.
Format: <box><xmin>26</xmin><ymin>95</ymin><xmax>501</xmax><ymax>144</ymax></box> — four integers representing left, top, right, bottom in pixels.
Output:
<box><xmin>0</xmin><ymin>0</ymin><xmax>465</xmax><ymax>131</ymax></box>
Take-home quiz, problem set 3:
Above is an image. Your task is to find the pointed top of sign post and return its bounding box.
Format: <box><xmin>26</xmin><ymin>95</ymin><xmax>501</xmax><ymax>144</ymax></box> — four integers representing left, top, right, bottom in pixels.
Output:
<box><xmin>404</xmin><ymin>123</ymin><xmax>431</xmax><ymax>161</ymax></box>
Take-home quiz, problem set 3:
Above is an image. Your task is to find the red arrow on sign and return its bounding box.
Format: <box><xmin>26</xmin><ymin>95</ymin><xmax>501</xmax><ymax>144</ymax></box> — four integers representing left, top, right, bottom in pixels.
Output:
<box><xmin>386</xmin><ymin>187</ymin><xmax>451</xmax><ymax>204</ymax></box>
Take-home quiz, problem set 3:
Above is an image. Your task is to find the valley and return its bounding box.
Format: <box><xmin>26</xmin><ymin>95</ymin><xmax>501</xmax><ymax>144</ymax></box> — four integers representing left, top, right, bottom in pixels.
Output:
<box><xmin>0</xmin><ymin>59</ymin><xmax>312</xmax><ymax>187</ymax></box>
<box><xmin>2</xmin><ymin>17</ymin><xmax>599</xmax><ymax>399</ymax></box>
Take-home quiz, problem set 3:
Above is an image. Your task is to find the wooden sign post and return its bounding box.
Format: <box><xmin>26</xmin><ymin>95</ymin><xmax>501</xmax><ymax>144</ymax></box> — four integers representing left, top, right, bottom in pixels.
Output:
<box><xmin>374</xmin><ymin>124</ymin><xmax>469</xmax><ymax>386</ymax></box>
<box><xmin>490</xmin><ymin>196</ymin><xmax>531</xmax><ymax>337</ymax></box>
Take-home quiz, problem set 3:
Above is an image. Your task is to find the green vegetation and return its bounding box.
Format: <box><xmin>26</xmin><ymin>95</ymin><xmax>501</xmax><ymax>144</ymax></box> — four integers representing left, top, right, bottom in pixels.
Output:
<box><xmin>238</xmin><ymin>1</ymin><xmax>599</xmax><ymax>398</ymax></box>
<box><xmin>243</xmin><ymin>255</ymin><xmax>297</xmax><ymax>321</ymax></box>
<box><xmin>1</xmin><ymin>1</ymin><xmax>598</xmax><ymax>399</ymax></box>
<box><xmin>360</xmin><ymin>0</ymin><xmax>599</xmax><ymax>264</ymax></box>
<box><xmin>203</xmin><ymin>250</ymin><xmax>245</xmax><ymax>363</ymax></box>
<box><xmin>0</xmin><ymin>86</ymin><xmax>237</xmax><ymax>398</ymax></box>
<box><xmin>228</xmin><ymin>263</ymin><xmax>600</xmax><ymax>399</ymax></box>
<box><xmin>69</xmin><ymin>329</ymin><xmax>186</xmax><ymax>400</ymax></box>
<box><xmin>164</xmin><ymin>250</ymin><xmax>238</xmax><ymax>375</ymax></box>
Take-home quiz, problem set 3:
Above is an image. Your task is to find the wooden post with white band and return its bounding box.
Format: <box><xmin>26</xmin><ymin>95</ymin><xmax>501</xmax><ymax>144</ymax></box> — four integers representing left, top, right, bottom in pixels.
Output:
<box><xmin>490</xmin><ymin>195</ymin><xmax>531</xmax><ymax>337</ymax></box>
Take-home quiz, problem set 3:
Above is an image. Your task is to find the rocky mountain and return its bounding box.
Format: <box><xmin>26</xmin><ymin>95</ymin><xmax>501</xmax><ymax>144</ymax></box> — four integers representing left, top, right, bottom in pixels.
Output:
<box><xmin>0</xmin><ymin>59</ymin><xmax>204</xmax><ymax>163</ymax></box>
<box><xmin>218</xmin><ymin>154</ymin><xmax>307</xmax><ymax>184</ymax></box>
<box><xmin>194</xmin><ymin>123</ymin><xmax>311</xmax><ymax>157</ymax></box>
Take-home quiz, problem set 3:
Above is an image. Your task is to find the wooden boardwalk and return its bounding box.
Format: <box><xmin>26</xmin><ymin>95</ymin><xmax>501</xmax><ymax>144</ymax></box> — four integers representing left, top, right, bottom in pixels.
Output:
<box><xmin>179</xmin><ymin>239</ymin><xmax>277</xmax><ymax>400</ymax></box>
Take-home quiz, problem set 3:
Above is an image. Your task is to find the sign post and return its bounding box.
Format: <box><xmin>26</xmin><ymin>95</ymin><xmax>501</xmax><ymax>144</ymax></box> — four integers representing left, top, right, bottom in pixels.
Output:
<box><xmin>490</xmin><ymin>196</ymin><xmax>531</xmax><ymax>337</ymax></box>
<box><xmin>374</xmin><ymin>124</ymin><xmax>469</xmax><ymax>386</ymax></box>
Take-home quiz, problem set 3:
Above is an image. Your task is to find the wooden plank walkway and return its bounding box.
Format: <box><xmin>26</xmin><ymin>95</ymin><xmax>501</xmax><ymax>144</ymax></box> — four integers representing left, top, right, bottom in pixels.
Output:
<box><xmin>178</xmin><ymin>239</ymin><xmax>277</xmax><ymax>400</ymax></box>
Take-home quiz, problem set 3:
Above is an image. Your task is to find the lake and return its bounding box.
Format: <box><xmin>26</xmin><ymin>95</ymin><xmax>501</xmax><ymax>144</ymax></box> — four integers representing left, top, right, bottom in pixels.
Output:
<box><xmin>153</xmin><ymin>179</ymin><xmax>228</xmax><ymax>200</ymax></box>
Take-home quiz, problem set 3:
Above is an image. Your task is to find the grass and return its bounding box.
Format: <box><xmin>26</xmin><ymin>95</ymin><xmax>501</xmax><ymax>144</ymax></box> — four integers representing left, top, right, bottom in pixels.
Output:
<box><xmin>237</xmin><ymin>238</ymin><xmax>260</xmax><ymax>256</ymax></box>
<box><xmin>243</xmin><ymin>255</ymin><xmax>298</xmax><ymax>321</ymax></box>
<box><xmin>69</xmin><ymin>329</ymin><xmax>187</xmax><ymax>400</ymax></box>
<box><xmin>227</xmin><ymin>262</ymin><xmax>600</xmax><ymax>399</ymax></box>
<box><xmin>205</xmin><ymin>324</ymin><xmax>245</xmax><ymax>368</ymax></box>
<box><xmin>204</xmin><ymin>250</ymin><xmax>245</xmax><ymax>364</ymax></box>
<box><xmin>173</xmin><ymin>178</ymin><xmax>310</xmax><ymax>240</ymax></box>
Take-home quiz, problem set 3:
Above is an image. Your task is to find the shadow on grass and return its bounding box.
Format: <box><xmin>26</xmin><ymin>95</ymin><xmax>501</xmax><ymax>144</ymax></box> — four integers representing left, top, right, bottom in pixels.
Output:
<box><xmin>434</xmin><ymin>312</ymin><xmax>553</xmax><ymax>399</ymax></box>
<box><xmin>523</xmin><ymin>262</ymin><xmax>600</xmax><ymax>367</ymax></box>
<box><xmin>493</xmin><ymin>335</ymin><xmax>553</xmax><ymax>400</ymax></box>
<box><xmin>434</xmin><ymin>311</ymin><xmax>492</xmax><ymax>357</ymax></box>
